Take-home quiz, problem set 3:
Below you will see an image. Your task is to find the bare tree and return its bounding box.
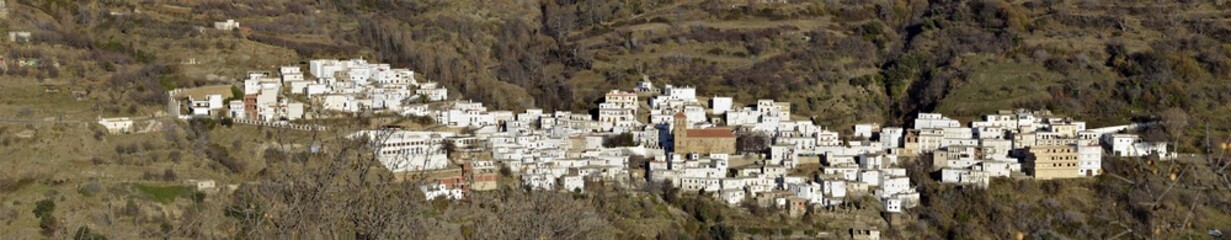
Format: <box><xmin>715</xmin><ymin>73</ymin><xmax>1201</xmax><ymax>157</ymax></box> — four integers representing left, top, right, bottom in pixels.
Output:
<box><xmin>470</xmin><ymin>190</ymin><xmax>609</xmax><ymax>240</ymax></box>
<box><xmin>1160</xmin><ymin>107</ymin><xmax>1189</xmax><ymax>142</ymax></box>
<box><xmin>222</xmin><ymin>127</ymin><xmax>439</xmax><ymax>239</ymax></box>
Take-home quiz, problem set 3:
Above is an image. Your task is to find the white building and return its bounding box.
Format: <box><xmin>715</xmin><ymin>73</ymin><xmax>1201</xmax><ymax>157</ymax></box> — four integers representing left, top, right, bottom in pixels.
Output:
<box><xmin>880</xmin><ymin>127</ymin><xmax>903</xmax><ymax>149</ymax></box>
<box><xmin>788</xmin><ymin>182</ymin><xmax>824</xmax><ymax>204</ymax></box>
<box><xmin>877</xmin><ymin>176</ymin><xmax>912</xmax><ymax>198</ymax></box>
<box><xmin>323</xmin><ymin>94</ymin><xmax>360</xmax><ymax>113</ymax></box>
<box><xmin>188</xmin><ymin>94</ymin><xmax>224</xmax><ymax>116</ymax></box>
<box><xmin>421</xmin><ymin>183</ymin><xmax>463</xmax><ymax>200</ymax></box>
<box><xmin>820</xmin><ymin>179</ymin><xmax>847</xmax><ymax>198</ymax></box>
<box><xmin>663</xmin><ymin>85</ymin><xmax>697</xmax><ymax>101</ymax></box>
<box><xmin>636</xmin><ymin>77</ymin><xmax>656</xmax><ymax>92</ymax></box>
<box><xmin>914</xmin><ymin>113</ymin><xmax>960</xmax><ymax>129</ymax></box>
<box><xmin>416</xmin><ymin>82</ymin><xmax>449</xmax><ymax>102</ymax></box>
<box><xmin>1105</xmin><ymin>134</ymin><xmax>1169</xmax><ymax>158</ymax></box>
<box><xmin>283</xmin><ymin>102</ymin><xmax>305</xmax><ymax>121</ymax></box>
<box><xmin>524</xmin><ymin>173</ymin><xmax>557</xmax><ymax>190</ymax></box>
<box><xmin>1077</xmin><ymin>144</ymin><xmax>1103</xmax><ymax>176</ymax></box>
<box><xmin>711</xmin><ymin>97</ymin><xmax>733</xmax><ymax>114</ymax></box>
<box><xmin>8</xmin><ymin>31</ymin><xmax>30</xmax><ymax>43</ymax></box>
<box><xmin>940</xmin><ymin>168</ymin><xmax>990</xmax><ymax>188</ymax></box>
<box><xmin>718</xmin><ymin>189</ymin><xmax>745</xmax><ymax>205</ymax></box>
<box><xmin>561</xmin><ymin>175</ymin><xmax>585</xmax><ymax>192</ymax></box>
<box><xmin>353</xmin><ymin>130</ymin><xmax>454</xmax><ymax>172</ymax></box>
<box><xmin>976</xmin><ymin>160</ymin><xmax>1020</xmax><ymax>177</ymax></box>
<box><xmin>214</xmin><ymin>19</ymin><xmax>240</xmax><ymax>31</ymax></box>
<box><xmin>854</xmin><ymin>123</ymin><xmax>879</xmax><ymax>138</ymax></box>
<box><xmin>883</xmin><ymin>198</ymin><xmax>902</xmax><ymax>213</ymax></box>
<box><xmin>725</xmin><ymin>109</ymin><xmax>760</xmax><ymax>126</ymax></box>
<box><xmin>228</xmin><ymin>100</ymin><xmax>246</xmax><ymax>119</ymax></box>
<box><xmin>98</xmin><ymin>117</ymin><xmax>134</xmax><ymax>134</ymax></box>
<box><xmin>678</xmin><ymin>177</ymin><xmax>722</xmax><ymax>192</ymax></box>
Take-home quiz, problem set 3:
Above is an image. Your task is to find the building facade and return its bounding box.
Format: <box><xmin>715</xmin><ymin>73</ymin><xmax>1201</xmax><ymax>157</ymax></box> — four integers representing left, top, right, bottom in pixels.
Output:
<box><xmin>672</xmin><ymin>112</ymin><xmax>736</xmax><ymax>155</ymax></box>
<box><xmin>1026</xmin><ymin>145</ymin><xmax>1080</xmax><ymax>180</ymax></box>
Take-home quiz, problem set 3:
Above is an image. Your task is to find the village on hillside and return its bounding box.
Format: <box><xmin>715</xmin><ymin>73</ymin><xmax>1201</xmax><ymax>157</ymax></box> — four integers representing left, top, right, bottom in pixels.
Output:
<box><xmin>97</xmin><ymin>58</ymin><xmax>1176</xmax><ymax>220</ymax></box>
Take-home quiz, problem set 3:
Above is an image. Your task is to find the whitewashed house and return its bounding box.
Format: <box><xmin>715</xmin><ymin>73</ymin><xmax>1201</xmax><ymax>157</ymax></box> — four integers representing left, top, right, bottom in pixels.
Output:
<box><xmin>914</xmin><ymin>113</ymin><xmax>960</xmax><ymax>129</ymax></box>
<box><xmin>561</xmin><ymin>175</ymin><xmax>585</xmax><ymax>192</ymax></box>
<box><xmin>213</xmin><ymin>19</ymin><xmax>240</xmax><ymax>30</ymax></box>
<box><xmin>416</xmin><ymin>82</ymin><xmax>449</xmax><ymax>102</ymax></box>
<box><xmin>228</xmin><ymin>100</ymin><xmax>246</xmax><ymax>119</ymax></box>
<box><xmin>1105</xmin><ymin>134</ymin><xmax>1169</xmax><ymax>158</ymax></box>
<box><xmin>663</xmin><ymin>85</ymin><xmax>697</xmax><ymax>101</ymax></box>
<box><xmin>523</xmin><ymin>173</ymin><xmax>556</xmax><ymax>190</ymax></box>
<box><xmin>98</xmin><ymin>117</ymin><xmax>134</xmax><ymax>134</ymax></box>
<box><xmin>323</xmin><ymin>94</ymin><xmax>360</xmax><ymax>112</ymax></box>
<box><xmin>353</xmin><ymin>130</ymin><xmax>454</xmax><ymax>172</ymax></box>
<box><xmin>718</xmin><ymin>189</ymin><xmax>745</xmax><ymax>205</ymax></box>
<box><xmin>421</xmin><ymin>183</ymin><xmax>464</xmax><ymax>200</ymax></box>
<box><xmin>711</xmin><ymin>97</ymin><xmax>733</xmax><ymax>114</ymax></box>
<box><xmin>188</xmin><ymin>94</ymin><xmax>224</xmax><ymax>116</ymax></box>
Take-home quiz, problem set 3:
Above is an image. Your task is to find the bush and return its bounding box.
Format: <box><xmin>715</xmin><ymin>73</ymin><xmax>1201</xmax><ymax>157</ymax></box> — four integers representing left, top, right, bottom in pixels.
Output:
<box><xmin>191</xmin><ymin>191</ymin><xmax>206</xmax><ymax>204</ymax></box>
<box><xmin>602</xmin><ymin>133</ymin><xmax>636</xmax><ymax>148</ymax></box>
<box><xmin>91</xmin><ymin>156</ymin><xmax>106</xmax><ymax>165</ymax></box>
<box><xmin>39</xmin><ymin>215</ymin><xmax>58</xmax><ymax>235</ymax></box>
<box><xmin>79</xmin><ymin>182</ymin><xmax>102</xmax><ymax>197</ymax></box>
<box><xmin>32</xmin><ymin>199</ymin><xmax>55</xmax><ymax>218</ymax></box>
<box><xmin>205</xmin><ymin>143</ymin><xmax>245</xmax><ymax>173</ymax></box>
<box><xmin>162</xmin><ymin>169</ymin><xmax>177</xmax><ymax>181</ymax></box>
<box><xmin>33</xmin><ymin>199</ymin><xmax>57</xmax><ymax>235</ymax></box>
<box><xmin>142</xmin><ymin>171</ymin><xmax>159</xmax><ymax>181</ymax></box>
<box><xmin>167</xmin><ymin>151</ymin><xmax>182</xmax><ymax>163</ymax></box>
<box><xmin>736</xmin><ymin>133</ymin><xmax>769</xmax><ymax>153</ymax></box>
<box><xmin>263</xmin><ymin>147</ymin><xmax>286</xmax><ymax>163</ymax></box>
<box><xmin>107</xmin><ymin>65</ymin><xmax>175</xmax><ymax>105</ymax></box>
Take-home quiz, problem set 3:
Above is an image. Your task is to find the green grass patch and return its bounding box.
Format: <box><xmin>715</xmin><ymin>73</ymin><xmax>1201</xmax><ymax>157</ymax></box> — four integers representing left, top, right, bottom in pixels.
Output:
<box><xmin>936</xmin><ymin>59</ymin><xmax>1063</xmax><ymax>118</ymax></box>
<box><xmin>135</xmin><ymin>184</ymin><xmax>192</xmax><ymax>204</ymax></box>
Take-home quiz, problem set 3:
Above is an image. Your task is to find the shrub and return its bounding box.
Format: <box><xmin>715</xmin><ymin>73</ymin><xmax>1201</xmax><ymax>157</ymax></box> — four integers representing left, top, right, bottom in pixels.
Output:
<box><xmin>162</xmin><ymin>169</ymin><xmax>177</xmax><ymax>181</ymax></box>
<box><xmin>32</xmin><ymin>199</ymin><xmax>54</xmax><ymax>218</ymax></box>
<box><xmin>33</xmin><ymin>199</ymin><xmax>57</xmax><ymax>235</ymax></box>
<box><xmin>167</xmin><ymin>151</ymin><xmax>182</xmax><ymax>163</ymax></box>
<box><xmin>205</xmin><ymin>143</ymin><xmax>245</xmax><ymax>173</ymax></box>
<box><xmin>602</xmin><ymin>133</ymin><xmax>636</xmax><ymax>148</ymax></box>
<box><xmin>79</xmin><ymin>182</ymin><xmax>102</xmax><ymax>197</ymax></box>
<box><xmin>91</xmin><ymin>156</ymin><xmax>106</xmax><ymax>165</ymax></box>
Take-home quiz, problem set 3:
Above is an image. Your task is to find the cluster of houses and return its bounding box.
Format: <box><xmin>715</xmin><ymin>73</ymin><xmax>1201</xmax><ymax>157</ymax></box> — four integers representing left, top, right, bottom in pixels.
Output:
<box><xmin>167</xmin><ymin>58</ymin><xmax>1174</xmax><ymax>215</ymax></box>
<box><xmin>919</xmin><ymin>110</ymin><xmax>1173</xmax><ymax>187</ymax></box>
<box><xmin>393</xmin><ymin>83</ymin><xmax>1162</xmax><ymax>216</ymax></box>
<box><xmin>170</xmin><ymin>58</ymin><xmax>450</xmax><ymax>123</ymax></box>
<box><xmin>361</xmin><ymin>79</ymin><xmax>924</xmax><ymax>214</ymax></box>
<box><xmin>357</xmin><ymin>75</ymin><xmax>1172</xmax><ymax>215</ymax></box>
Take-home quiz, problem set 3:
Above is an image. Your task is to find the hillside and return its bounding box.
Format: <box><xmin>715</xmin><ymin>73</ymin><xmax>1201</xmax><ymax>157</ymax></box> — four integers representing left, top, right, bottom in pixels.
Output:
<box><xmin>5</xmin><ymin>0</ymin><xmax>1231</xmax><ymax>142</ymax></box>
<box><xmin>2</xmin><ymin>0</ymin><xmax>1231</xmax><ymax>239</ymax></box>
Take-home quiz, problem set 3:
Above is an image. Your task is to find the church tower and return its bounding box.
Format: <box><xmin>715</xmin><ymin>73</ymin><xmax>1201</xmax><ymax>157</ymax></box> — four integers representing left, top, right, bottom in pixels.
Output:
<box><xmin>673</xmin><ymin>112</ymin><xmax>688</xmax><ymax>136</ymax></box>
<box><xmin>672</xmin><ymin>111</ymin><xmax>688</xmax><ymax>152</ymax></box>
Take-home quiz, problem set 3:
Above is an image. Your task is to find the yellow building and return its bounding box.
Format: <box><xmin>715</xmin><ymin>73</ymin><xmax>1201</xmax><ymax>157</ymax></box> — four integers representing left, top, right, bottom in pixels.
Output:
<box><xmin>673</xmin><ymin>112</ymin><xmax>736</xmax><ymax>155</ymax></box>
<box><xmin>1026</xmin><ymin>145</ymin><xmax>1081</xmax><ymax>180</ymax></box>
<box><xmin>604</xmin><ymin>90</ymin><xmax>639</xmax><ymax>110</ymax></box>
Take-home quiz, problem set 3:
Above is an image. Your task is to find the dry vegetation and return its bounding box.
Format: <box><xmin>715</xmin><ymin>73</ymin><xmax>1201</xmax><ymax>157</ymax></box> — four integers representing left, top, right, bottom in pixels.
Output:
<box><xmin>2</xmin><ymin>0</ymin><xmax>1231</xmax><ymax>238</ymax></box>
